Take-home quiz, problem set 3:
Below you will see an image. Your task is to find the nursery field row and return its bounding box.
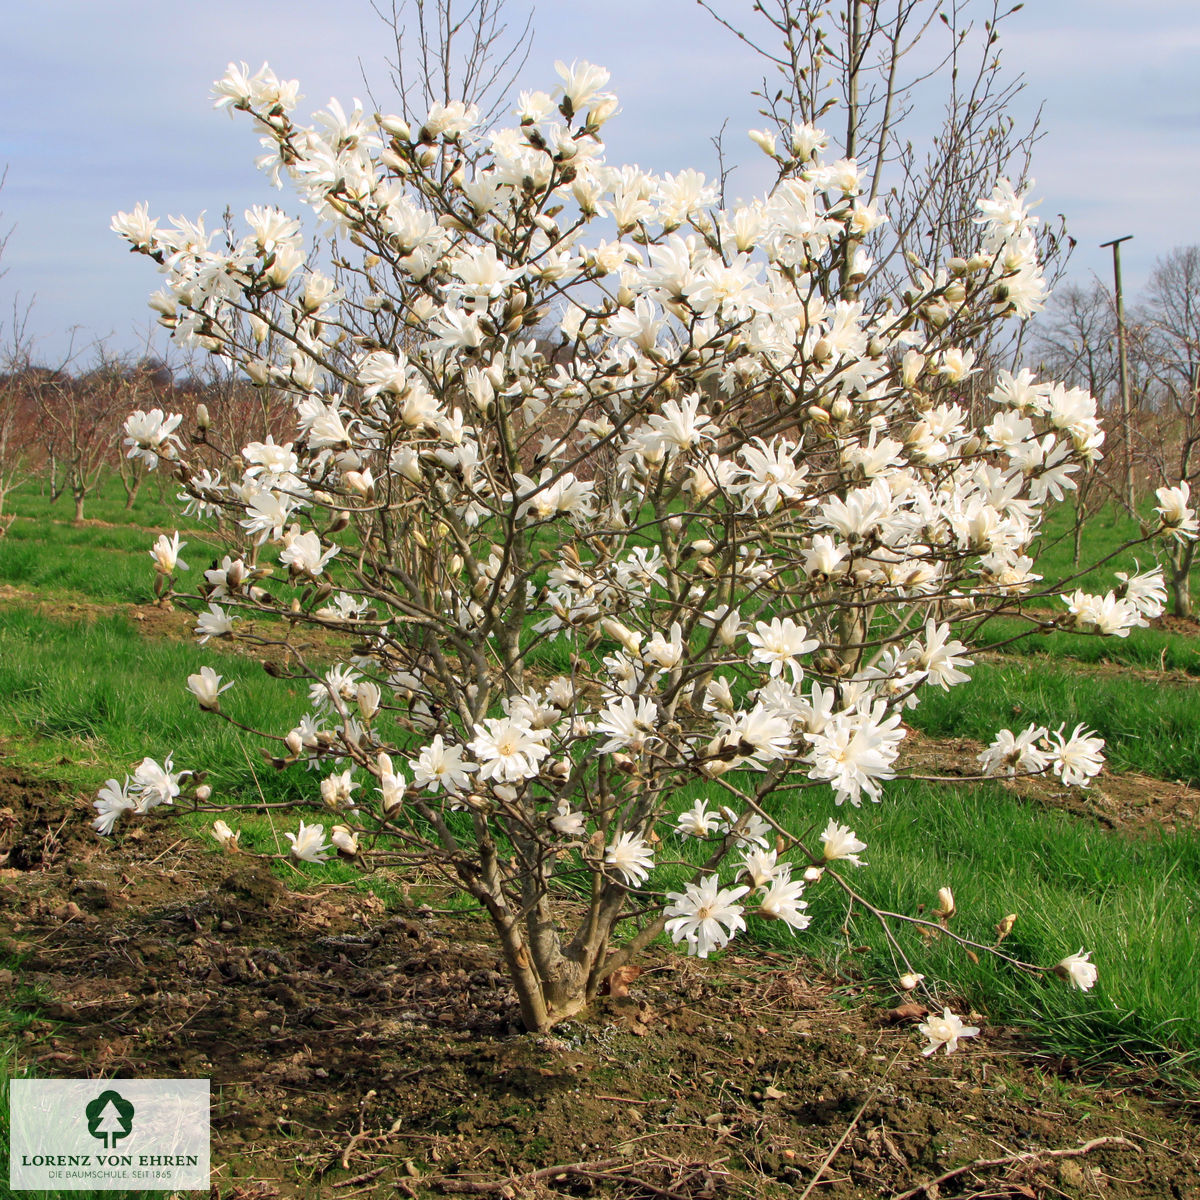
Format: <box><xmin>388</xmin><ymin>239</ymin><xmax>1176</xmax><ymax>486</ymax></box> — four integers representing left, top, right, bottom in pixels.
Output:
<box><xmin>1</xmin><ymin>595</ymin><xmax>1197</xmax><ymax>1075</ymax></box>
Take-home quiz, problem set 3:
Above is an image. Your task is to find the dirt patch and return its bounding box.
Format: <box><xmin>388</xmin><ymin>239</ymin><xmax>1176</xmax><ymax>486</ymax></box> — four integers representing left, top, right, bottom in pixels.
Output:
<box><xmin>8</xmin><ymin>514</ymin><xmax>212</xmax><ymax>538</ymax></box>
<box><xmin>0</xmin><ymin>583</ymin><xmax>195</xmax><ymax>639</ymax></box>
<box><xmin>900</xmin><ymin>729</ymin><xmax>1200</xmax><ymax>836</ymax></box>
<box><xmin>2</xmin><ymin>769</ymin><xmax>1198</xmax><ymax>1199</ymax></box>
<box><xmin>0</xmin><ymin>585</ymin><xmax>349</xmax><ymax>667</ymax></box>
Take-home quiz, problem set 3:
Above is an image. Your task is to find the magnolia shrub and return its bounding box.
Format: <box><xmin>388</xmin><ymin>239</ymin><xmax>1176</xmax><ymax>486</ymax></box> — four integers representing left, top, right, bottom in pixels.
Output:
<box><xmin>104</xmin><ymin>61</ymin><xmax>1193</xmax><ymax>1033</ymax></box>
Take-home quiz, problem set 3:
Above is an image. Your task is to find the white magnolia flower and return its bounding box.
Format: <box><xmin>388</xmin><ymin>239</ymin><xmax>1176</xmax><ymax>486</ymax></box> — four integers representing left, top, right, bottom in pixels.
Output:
<box><xmin>412</xmin><ymin>734</ymin><xmax>477</xmax><ymax>795</ymax></box>
<box><xmin>131</xmin><ymin>754</ymin><xmax>186</xmax><ymax>811</ymax></box>
<box><xmin>676</xmin><ymin>799</ymin><xmax>718</xmax><ymax>839</ymax></box>
<box><xmin>918</xmin><ymin>1007</ymin><xmax>980</xmax><ymax>1056</ymax></box>
<box><xmin>1115</xmin><ymin>567</ymin><xmax>1167</xmax><ymax>621</ymax></box>
<box><xmin>820</xmin><ymin>819</ymin><xmax>867</xmax><ymax>865</ymax></box>
<box><xmin>978</xmin><ymin>724</ymin><xmax>1050</xmax><ymax>777</ymax></box>
<box><xmin>594</xmin><ymin>696</ymin><xmax>659</xmax><ymax>754</ymax></box>
<box><xmin>187</xmin><ymin>666</ymin><xmax>232</xmax><ymax>711</ymax></box>
<box><xmin>195</xmin><ymin>604</ymin><xmax>234</xmax><ymax>643</ymax></box>
<box><xmin>757</xmin><ymin>875</ymin><xmax>810</xmax><ymax>932</ymax></box>
<box><xmin>1055</xmin><ymin>949</ymin><xmax>1098</xmax><ymax>991</ymax></box>
<box><xmin>604</xmin><ymin>831</ymin><xmax>655</xmax><ymax>887</ymax></box>
<box><xmin>469</xmin><ymin>716</ymin><xmax>552</xmax><ymax>783</ymax></box>
<box><xmin>93</xmin><ymin>777</ymin><xmax>136</xmax><ymax>836</ymax></box>
<box><xmin>807</xmin><ymin>701</ymin><xmax>904</xmax><ymax>806</ymax></box>
<box><xmin>737</xmin><ymin>846</ymin><xmax>784</xmax><ymax>889</ymax></box>
<box><xmin>150</xmin><ymin>531</ymin><xmax>188</xmax><ymax>573</ymax></box>
<box><xmin>549</xmin><ymin>801</ymin><xmax>587</xmax><ymax>837</ymax></box>
<box><xmin>1155</xmin><ymin>482</ymin><xmax>1199</xmax><ymax>541</ymax></box>
<box><xmin>554</xmin><ymin>59</ymin><xmax>613</xmax><ymax>114</ymax></box>
<box><xmin>320</xmin><ymin>769</ymin><xmax>359</xmax><ymax>810</ymax></box>
<box><xmin>285</xmin><ymin>820</ymin><xmax>330</xmax><ymax>864</ymax></box>
<box><xmin>664</xmin><ymin>876</ymin><xmax>750</xmax><ymax>957</ymax></box>
<box><xmin>1047</xmin><ymin>724</ymin><xmax>1105</xmax><ymax>787</ymax></box>
<box><xmin>331</xmin><ymin>824</ymin><xmax>359</xmax><ymax>856</ymax></box>
<box><xmin>747</xmin><ymin>617</ymin><xmax>819</xmax><ymax>681</ymax></box>
<box><xmin>123</xmin><ymin>409</ymin><xmax>182</xmax><ymax>468</ymax></box>
<box><xmin>212</xmin><ymin>819</ymin><xmax>240</xmax><ymax>850</ymax></box>
<box><xmin>280</xmin><ymin>529</ymin><xmax>339</xmax><ymax>577</ymax></box>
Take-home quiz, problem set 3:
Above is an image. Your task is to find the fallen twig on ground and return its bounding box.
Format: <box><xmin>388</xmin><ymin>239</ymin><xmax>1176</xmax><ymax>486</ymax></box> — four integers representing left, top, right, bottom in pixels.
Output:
<box><xmin>891</xmin><ymin>1134</ymin><xmax>1138</xmax><ymax>1200</ymax></box>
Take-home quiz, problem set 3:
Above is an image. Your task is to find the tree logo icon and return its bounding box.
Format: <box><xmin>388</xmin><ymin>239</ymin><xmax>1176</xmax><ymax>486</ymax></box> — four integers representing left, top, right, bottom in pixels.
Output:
<box><xmin>85</xmin><ymin>1090</ymin><xmax>135</xmax><ymax>1148</ymax></box>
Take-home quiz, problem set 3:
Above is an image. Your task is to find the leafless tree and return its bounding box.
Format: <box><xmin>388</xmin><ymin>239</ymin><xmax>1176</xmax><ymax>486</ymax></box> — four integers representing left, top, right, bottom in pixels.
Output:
<box><xmin>0</xmin><ymin>327</ymin><xmax>39</xmax><ymax>527</ymax></box>
<box><xmin>1031</xmin><ymin>282</ymin><xmax>1127</xmax><ymax>561</ymax></box>
<box><xmin>370</xmin><ymin>0</ymin><xmax>533</xmax><ymax>130</ymax></box>
<box><xmin>35</xmin><ymin>351</ymin><xmax>130</xmax><ymax>522</ymax></box>
<box><xmin>703</xmin><ymin>0</ymin><xmax>1071</xmax><ymax>408</ymax></box>
<box><xmin>0</xmin><ymin>177</ymin><xmax>37</xmax><ymax>528</ymax></box>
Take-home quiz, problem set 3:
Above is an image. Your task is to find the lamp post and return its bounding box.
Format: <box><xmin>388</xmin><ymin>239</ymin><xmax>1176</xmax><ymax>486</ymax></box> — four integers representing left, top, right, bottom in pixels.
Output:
<box><xmin>1101</xmin><ymin>235</ymin><xmax>1134</xmax><ymax>512</ymax></box>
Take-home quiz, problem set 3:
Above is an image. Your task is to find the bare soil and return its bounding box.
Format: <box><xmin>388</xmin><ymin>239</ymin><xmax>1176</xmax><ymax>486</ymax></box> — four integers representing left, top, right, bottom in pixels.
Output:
<box><xmin>2</xmin><ymin>767</ymin><xmax>1198</xmax><ymax>1200</ymax></box>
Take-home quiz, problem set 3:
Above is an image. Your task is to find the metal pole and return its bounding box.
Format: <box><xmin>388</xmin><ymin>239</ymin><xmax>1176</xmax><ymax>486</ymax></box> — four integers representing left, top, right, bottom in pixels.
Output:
<box><xmin>1101</xmin><ymin>235</ymin><xmax>1134</xmax><ymax>513</ymax></box>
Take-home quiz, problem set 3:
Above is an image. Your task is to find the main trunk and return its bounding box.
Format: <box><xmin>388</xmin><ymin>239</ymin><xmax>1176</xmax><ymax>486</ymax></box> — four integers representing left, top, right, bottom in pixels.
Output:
<box><xmin>1170</xmin><ymin>570</ymin><xmax>1192</xmax><ymax>619</ymax></box>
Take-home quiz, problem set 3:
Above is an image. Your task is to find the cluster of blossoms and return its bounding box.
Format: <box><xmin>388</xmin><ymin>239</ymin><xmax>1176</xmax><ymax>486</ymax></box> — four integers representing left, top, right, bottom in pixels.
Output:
<box><xmin>104</xmin><ymin>60</ymin><xmax>1194</xmax><ymax>1033</ymax></box>
<box><xmin>92</xmin><ymin>755</ymin><xmax>193</xmax><ymax>835</ymax></box>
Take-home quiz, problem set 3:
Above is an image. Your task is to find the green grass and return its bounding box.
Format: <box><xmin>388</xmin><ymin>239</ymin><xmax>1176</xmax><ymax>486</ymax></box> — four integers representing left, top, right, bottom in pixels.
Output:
<box><xmin>746</xmin><ymin>779</ymin><xmax>1200</xmax><ymax>1066</ymax></box>
<box><xmin>8</xmin><ymin>473</ymin><xmax>184</xmax><ymax>529</ymax></box>
<box><xmin>908</xmin><ymin>659</ymin><xmax>1200</xmax><ymax>784</ymax></box>
<box><xmin>2</xmin><ymin>476</ymin><xmax>222</xmax><ymax>604</ymax></box>
<box><xmin>982</xmin><ymin>619</ymin><xmax>1200</xmax><ymax>675</ymax></box>
<box><xmin>1031</xmin><ymin>499</ymin><xmax>1176</xmax><ymax>593</ymax></box>
<box><xmin>0</xmin><ymin>605</ymin><xmax>310</xmax><ymax>805</ymax></box>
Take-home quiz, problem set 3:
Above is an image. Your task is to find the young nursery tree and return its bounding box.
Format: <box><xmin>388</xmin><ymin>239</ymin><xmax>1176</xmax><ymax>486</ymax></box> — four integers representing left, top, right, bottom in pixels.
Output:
<box><xmin>105</xmin><ymin>58</ymin><xmax>1192</xmax><ymax>1033</ymax></box>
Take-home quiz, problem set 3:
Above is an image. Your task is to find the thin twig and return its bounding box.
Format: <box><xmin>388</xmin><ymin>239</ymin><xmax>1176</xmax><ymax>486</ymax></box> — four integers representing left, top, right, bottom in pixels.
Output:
<box><xmin>890</xmin><ymin>1135</ymin><xmax>1137</xmax><ymax>1200</ymax></box>
<box><xmin>798</xmin><ymin>1046</ymin><xmax>903</xmax><ymax>1200</ymax></box>
<box><xmin>333</xmin><ymin>1166</ymin><xmax>387</xmax><ymax>1189</ymax></box>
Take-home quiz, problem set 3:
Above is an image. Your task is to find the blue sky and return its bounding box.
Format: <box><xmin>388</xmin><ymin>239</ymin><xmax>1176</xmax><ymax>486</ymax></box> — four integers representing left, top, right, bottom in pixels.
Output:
<box><xmin>2</xmin><ymin>1</ymin><xmax>1197</xmax><ymax>364</ymax></box>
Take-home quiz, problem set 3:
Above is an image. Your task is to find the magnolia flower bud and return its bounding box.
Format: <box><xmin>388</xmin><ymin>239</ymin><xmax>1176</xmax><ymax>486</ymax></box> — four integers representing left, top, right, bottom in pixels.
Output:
<box><xmin>381</xmin><ymin>149</ymin><xmax>410</xmax><ymax>174</ymax></box>
<box><xmin>195</xmin><ymin>403</ymin><xmax>210</xmax><ymax>431</ymax></box>
<box><xmin>245</xmin><ymin>359</ymin><xmax>270</xmax><ymax>387</ymax></box>
<box><xmin>344</xmin><ymin>470</ymin><xmax>374</xmax><ymax>498</ymax></box>
<box><xmin>601</xmin><ymin>618</ymin><xmax>641</xmax><ymax>655</ymax></box>
<box><xmin>830</xmin><ymin>397</ymin><xmax>852</xmax><ymax>422</ymax></box>
<box><xmin>802</xmin><ymin>865</ymin><xmax>824</xmax><ymax>883</ymax></box>
<box><xmin>901</xmin><ymin>350</ymin><xmax>926</xmax><ymax>388</ymax></box>
<box><xmin>934</xmin><ymin>886</ymin><xmax>956</xmax><ymax>919</ymax></box>
<box><xmin>212</xmin><ymin>818</ymin><xmax>238</xmax><ymax>849</ymax></box>
<box><xmin>748</xmin><ymin>129</ymin><xmax>778</xmax><ymax>158</ymax></box>
<box><xmin>195</xmin><ymin>784</ymin><xmax>213</xmax><ymax>803</ymax></box>
<box><xmin>378</xmin><ymin>113</ymin><xmax>411</xmax><ymax>140</ymax></box>
<box><xmin>898</xmin><ymin>972</ymin><xmax>925</xmax><ymax>991</ymax></box>
<box><xmin>285</xmin><ymin>730</ymin><xmax>304</xmax><ymax>756</ymax></box>
<box><xmin>356</xmin><ymin>681</ymin><xmax>381</xmax><ymax>721</ymax></box>
<box><xmin>331</xmin><ymin>825</ymin><xmax>359</xmax><ymax>856</ymax></box>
